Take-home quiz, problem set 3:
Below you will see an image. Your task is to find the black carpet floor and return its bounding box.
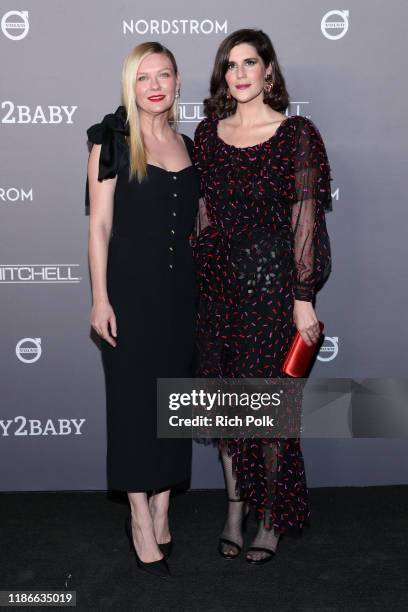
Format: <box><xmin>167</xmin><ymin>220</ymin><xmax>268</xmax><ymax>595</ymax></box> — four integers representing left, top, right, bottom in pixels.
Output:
<box><xmin>1</xmin><ymin>487</ymin><xmax>407</xmax><ymax>611</ymax></box>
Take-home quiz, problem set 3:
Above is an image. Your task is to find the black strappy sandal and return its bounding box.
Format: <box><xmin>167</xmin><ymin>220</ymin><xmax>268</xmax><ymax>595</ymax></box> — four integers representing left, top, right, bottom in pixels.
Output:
<box><xmin>245</xmin><ymin>545</ymin><xmax>276</xmax><ymax>565</ymax></box>
<box><xmin>218</xmin><ymin>499</ymin><xmax>250</xmax><ymax>560</ymax></box>
<box><xmin>246</xmin><ymin>532</ymin><xmax>282</xmax><ymax>565</ymax></box>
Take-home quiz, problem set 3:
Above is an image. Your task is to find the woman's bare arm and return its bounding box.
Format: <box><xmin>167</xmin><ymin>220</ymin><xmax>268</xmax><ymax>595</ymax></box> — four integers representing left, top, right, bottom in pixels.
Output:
<box><xmin>87</xmin><ymin>144</ymin><xmax>118</xmax><ymax>346</ymax></box>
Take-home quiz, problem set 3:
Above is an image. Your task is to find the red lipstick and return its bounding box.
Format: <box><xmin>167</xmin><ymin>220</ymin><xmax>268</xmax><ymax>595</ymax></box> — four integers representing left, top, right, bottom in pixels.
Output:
<box><xmin>148</xmin><ymin>95</ymin><xmax>166</xmax><ymax>102</ymax></box>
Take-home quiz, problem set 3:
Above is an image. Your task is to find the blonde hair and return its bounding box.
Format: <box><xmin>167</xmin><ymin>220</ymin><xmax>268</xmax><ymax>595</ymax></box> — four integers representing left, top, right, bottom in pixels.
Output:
<box><xmin>121</xmin><ymin>42</ymin><xmax>179</xmax><ymax>182</ymax></box>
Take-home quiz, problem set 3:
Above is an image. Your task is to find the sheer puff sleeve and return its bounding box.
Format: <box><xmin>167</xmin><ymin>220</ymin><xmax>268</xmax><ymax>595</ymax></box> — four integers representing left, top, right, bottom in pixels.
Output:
<box><xmin>87</xmin><ymin>105</ymin><xmax>129</xmax><ymax>180</ymax></box>
<box><xmin>291</xmin><ymin>116</ymin><xmax>333</xmax><ymax>302</ymax></box>
<box><xmin>192</xmin><ymin>119</ymin><xmax>212</xmax><ymax>240</ymax></box>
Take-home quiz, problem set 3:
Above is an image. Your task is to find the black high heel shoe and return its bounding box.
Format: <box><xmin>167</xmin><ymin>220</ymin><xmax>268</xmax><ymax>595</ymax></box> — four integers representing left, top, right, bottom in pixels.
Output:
<box><xmin>158</xmin><ymin>540</ymin><xmax>172</xmax><ymax>559</ymax></box>
<box><xmin>218</xmin><ymin>499</ymin><xmax>250</xmax><ymax>560</ymax></box>
<box><xmin>125</xmin><ymin>516</ymin><xmax>171</xmax><ymax>579</ymax></box>
<box><xmin>246</xmin><ymin>532</ymin><xmax>283</xmax><ymax>565</ymax></box>
<box><xmin>245</xmin><ymin>546</ymin><xmax>276</xmax><ymax>565</ymax></box>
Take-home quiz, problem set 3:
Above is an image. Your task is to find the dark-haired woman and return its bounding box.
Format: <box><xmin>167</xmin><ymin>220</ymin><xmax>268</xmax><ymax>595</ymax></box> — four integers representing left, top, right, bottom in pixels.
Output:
<box><xmin>87</xmin><ymin>42</ymin><xmax>199</xmax><ymax>578</ymax></box>
<box><xmin>193</xmin><ymin>29</ymin><xmax>332</xmax><ymax>564</ymax></box>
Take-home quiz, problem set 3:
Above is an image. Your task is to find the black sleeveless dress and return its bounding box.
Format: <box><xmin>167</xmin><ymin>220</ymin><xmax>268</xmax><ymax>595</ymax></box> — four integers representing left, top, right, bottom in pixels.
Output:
<box><xmin>87</xmin><ymin>106</ymin><xmax>199</xmax><ymax>491</ymax></box>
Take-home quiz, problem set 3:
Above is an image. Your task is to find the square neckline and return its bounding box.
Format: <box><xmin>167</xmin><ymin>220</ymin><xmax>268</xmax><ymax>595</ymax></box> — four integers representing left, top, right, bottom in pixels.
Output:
<box><xmin>215</xmin><ymin>114</ymin><xmax>294</xmax><ymax>150</ymax></box>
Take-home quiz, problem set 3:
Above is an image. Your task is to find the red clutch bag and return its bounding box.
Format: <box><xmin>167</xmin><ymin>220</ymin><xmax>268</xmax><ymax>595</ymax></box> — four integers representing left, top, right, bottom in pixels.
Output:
<box><xmin>282</xmin><ymin>321</ymin><xmax>324</xmax><ymax>377</ymax></box>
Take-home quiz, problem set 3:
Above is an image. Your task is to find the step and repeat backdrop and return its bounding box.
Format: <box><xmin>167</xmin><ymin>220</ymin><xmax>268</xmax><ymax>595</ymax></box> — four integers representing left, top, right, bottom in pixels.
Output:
<box><xmin>1</xmin><ymin>0</ymin><xmax>407</xmax><ymax>490</ymax></box>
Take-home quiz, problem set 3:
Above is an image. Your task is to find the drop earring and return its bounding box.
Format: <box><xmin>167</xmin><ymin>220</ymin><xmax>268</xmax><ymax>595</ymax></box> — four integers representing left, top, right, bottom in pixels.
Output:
<box><xmin>264</xmin><ymin>74</ymin><xmax>273</xmax><ymax>94</ymax></box>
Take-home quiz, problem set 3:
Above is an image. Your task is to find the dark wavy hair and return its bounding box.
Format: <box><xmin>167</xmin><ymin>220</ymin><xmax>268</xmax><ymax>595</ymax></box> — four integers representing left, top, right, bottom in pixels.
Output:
<box><xmin>204</xmin><ymin>29</ymin><xmax>289</xmax><ymax>119</ymax></box>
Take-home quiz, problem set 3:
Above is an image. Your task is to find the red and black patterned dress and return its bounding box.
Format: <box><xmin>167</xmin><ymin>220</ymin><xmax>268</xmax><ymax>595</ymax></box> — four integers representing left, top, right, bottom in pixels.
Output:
<box><xmin>193</xmin><ymin>114</ymin><xmax>332</xmax><ymax>532</ymax></box>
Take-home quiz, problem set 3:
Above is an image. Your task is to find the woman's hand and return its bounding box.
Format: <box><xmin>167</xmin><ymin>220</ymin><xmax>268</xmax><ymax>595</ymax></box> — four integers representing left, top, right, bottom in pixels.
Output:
<box><xmin>293</xmin><ymin>299</ymin><xmax>320</xmax><ymax>347</ymax></box>
<box><xmin>91</xmin><ymin>301</ymin><xmax>117</xmax><ymax>347</ymax></box>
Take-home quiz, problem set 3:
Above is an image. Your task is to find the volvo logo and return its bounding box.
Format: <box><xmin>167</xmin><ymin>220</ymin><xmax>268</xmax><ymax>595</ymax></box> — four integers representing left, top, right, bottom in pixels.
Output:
<box><xmin>321</xmin><ymin>10</ymin><xmax>349</xmax><ymax>41</ymax></box>
<box><xmin>317</xmin><ymin>336</ymin><xmax>339</xmax><ymax>362</ymax></box>
<box><xmin>16</xmin><ymin>338</ymin><xmax>42</xmax><ymax>364</ymax></box>
<box><xmin>1</xmin><ymin>10</ymin><xmax>29</xmax><ymax>41</ymax></box>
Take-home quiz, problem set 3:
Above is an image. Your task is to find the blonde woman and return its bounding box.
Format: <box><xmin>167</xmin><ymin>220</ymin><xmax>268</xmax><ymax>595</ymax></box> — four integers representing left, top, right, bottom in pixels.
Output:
<box><xmin>87</xmin><ymin>43</ymin><xmax>199</xmax><ymax>578</ymax></box>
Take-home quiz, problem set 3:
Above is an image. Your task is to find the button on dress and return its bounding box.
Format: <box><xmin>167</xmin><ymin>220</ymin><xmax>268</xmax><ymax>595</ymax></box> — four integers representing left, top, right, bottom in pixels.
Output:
<box><xmin>87</xmin><ymin>106</ymin><xmax>199</xmax><ymax>491</ymax></box>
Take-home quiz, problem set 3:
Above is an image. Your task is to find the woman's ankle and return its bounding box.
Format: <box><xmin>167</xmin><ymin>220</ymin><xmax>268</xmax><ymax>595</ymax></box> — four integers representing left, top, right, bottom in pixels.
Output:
<box><xmin>130</xmin><ymin>510</ymin><xmax>153</xmax><ymax>530</ymax></box>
